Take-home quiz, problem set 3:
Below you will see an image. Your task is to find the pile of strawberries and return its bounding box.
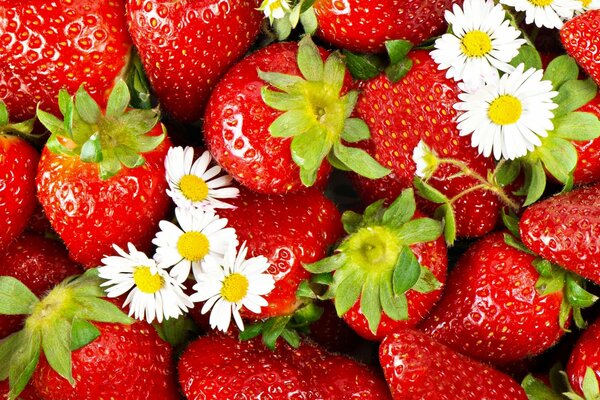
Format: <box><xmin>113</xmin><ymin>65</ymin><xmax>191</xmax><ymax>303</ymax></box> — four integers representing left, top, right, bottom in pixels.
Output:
<box><xmin>2</xmin><ymin>0</ymin><xmax>600</xmax><ymax>399</ymax></box>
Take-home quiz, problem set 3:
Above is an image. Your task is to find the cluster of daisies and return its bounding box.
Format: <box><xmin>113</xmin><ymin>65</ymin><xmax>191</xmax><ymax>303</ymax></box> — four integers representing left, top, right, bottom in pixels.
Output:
<box><xmin>97</xmin><ymin>146</ymin><xmax>276</xmax><ymax>332</ymax></box>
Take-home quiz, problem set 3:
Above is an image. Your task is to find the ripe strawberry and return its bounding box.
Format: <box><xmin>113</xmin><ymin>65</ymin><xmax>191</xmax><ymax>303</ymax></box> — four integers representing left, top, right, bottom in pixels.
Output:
<box><xmin>380</xmin><ymin>329</ymin><xmax>528</xmax><ymax>399</ymax></box>
<box><xmin>0</xmin><ymin>233</ymin><xmax>81</xmax><ymax>339</ymax></box>
<box><xmin>204</xmin><ymin>37</ymin><xmax>388</xmax><ymax>194</ymax></box>
<box><xmin>0</xmin><ymin>0</ymin><xmax>132</xmax><ymax>121</ymax></box>
<box><xmin>572</xmin><ymin>94</ymin><xmax>600</xmax><ymax>184</ymax></box>
<box><xmin>420</xmin><ymin>231</ymin><xmax>593</xmax><ymax>365</ymax></box>
<box><xmin>350</xmin><ymin>50</ymin><xmax>503</xmax><ymax>239</ymax></box>
<box><xmin>308</xmin><ymin>301</ymin><xmax>361</xmax><ymax>353</ymax></box>
<box><xmin>313</xmin><ymin>0</ymin><xmax>454</xmax><ymax>53</ymax></box>
<box><xmin>560</xmin><ymin>10</ymin><xmax>600</xmax><ymax>86</ymax></box>
<box><xmin>126</xmin><ymin>0</ymin><xmax>263</xmax><ymax>123</ymax></box>
<box><xmin>0</xmin><ymin>381</ymin><xmax>39</xmax><ymax>400</ymax></box>
<box><xmin>218</xmin><ymin>186</ymin><xmax>343</xmax><ymax>318</ymax></box>
<box><xmin>178</xmin><ymin>333</ymin><xmax>391</xmax><ymax>399</ymax></box>
<box><xmin>567</xmin><ymin>318</ymin><xmax>600</xmax><ymax>398</ymax></box>
<box><xmin>520</xmin><ymin>183</ymin><xmax>600</xmax><ymax>285</ymax></box>
<box><xmin>36</xmin><ymin>82</ymin><xmax>171</xmax><ymax>268</ymax></box>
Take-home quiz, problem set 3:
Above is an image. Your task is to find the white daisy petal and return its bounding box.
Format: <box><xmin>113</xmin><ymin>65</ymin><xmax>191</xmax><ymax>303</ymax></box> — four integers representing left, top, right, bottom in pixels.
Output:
<box><xmin>500</xmin><ymin>0</ymin><xmax>580</xmax><ymax>28</ymax></box>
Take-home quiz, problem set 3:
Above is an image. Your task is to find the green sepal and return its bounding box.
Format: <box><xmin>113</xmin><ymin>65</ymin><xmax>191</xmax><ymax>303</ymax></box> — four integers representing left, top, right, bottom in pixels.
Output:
<box><xmin>125</xmin><ymin>51</ymin><xmax>153</xmax><ymax>110</ymax></box>
<box><xmin>75</xmin><ymin>86</ymin><xmax>101</xmax><ymax>124</ymax></box>
<box><xmin>258</xmin><ymin>70</ymin><xmax>305</xmax><ymax>92</ymax></box>
<box><xmin>510</xmin><ymin>45</ymin><xmax>542</xmax><ymax>70</ymax></box>
<box><xmin>341</xmin><ymin>210</ymin><xmax>363</xmax><ymax>234</ymax></box>
<box><xmin>572</xmin><ymin>306</ymin><xmax>586</xmax><ymax>330</ymax></box>
<box><xmin>413</xmin><ymin>265</ymin><xmax>442</xmax><ymax>294</ymax></box>
<box><xmin>333</xmin><ymin>143</ymin><xmax>391</xmax><ymax>179</ymax></box>
<box><xmin>341</xmin><ymin>118</ymin><xmax>371</xmax><ymax>143</ymax></box>
<box><xmin>296</xmin><ymin>280</ymin><xmax>318</xmax><ymax>299</ymax></box>
<box><xmin>80</xmin><ymin>133</ymin><xmax>103</xmax><ymax>163</ymax></box>
<box><xmin>0</xmin><ymin>102</ymin><xmax>38</xmax><ymax>143</ymax></box>
<box><xmin>501</xmin><ymin>209</ymin><xmax>521</xmax><ymax>239</ymax></box>
<box><xmin>362</xmin><ymin>199</ymin><xmax>386</xmax><ymax>224</ymax></box>
<box><xmin>0</xmin><ymin>332</ymin><xmax>22</xmax><ymax>380</ymax></box>
<box><xmin>503</xmin><ymin>233</ymin><xmax>535</xmax><ymax>255</ymax></box>
<box><xmin>582</xmin><ymin>368</ymin><xmax>600</xmax><ymax>400</ymax></box>
<box><xmin>70</xmin><ymin>318</ymin><xmax>100</xmax><ymax>351</ymax></box>
<box><xmin>395</xmin><ymin>218</ymin><xmax>443</xmax><ymax>245</ymax></box>
<box><xmin>312</xmin><ymin>272</ymin><xmax>334</xmax><ymax>286</ymax></box>
<box><xmin>537</xmin><ymin>137</ymin><xmax>577</xmax><ymax>185</ymax></box>
<box><xmin>434</xmin><ymin>203</ymin><xmax>456</xmax><ymax>246</ymax></box>
<box><xmin>521</xmin><ymin>374</ymin><xmax>566</xmax><ymax>400</ymax></box>
<box><xmin>58</xmin><ymin>90</ymin><xmax>74</xmax><ymax>137</ymax></box>
<box><xmin>0</xmin><ymin>277</ymin><xmax>39</xmax><ymax>315</ymax></box>
<box><xmin>75</xmin><ymin>297</ymin><xmax>134</xmax><ymax>324</ymax></box>
<box><xmin>553</xmin><ymin>79</ymin><xmax>598</xmax><ymax>117</ymax></box>
<box><xmin>342</xmin><ymin>50</ymin><xmax>384</xmax><ymax>81</ymax></box>
<box><xmin>333</xmin><ymin>270</ymin><xmax>365</xmax><ymax>317</ymax></box>
<box><xmin>392</xmin><ymin>246</ymin><xmax>421</xmax><ymax>296</ymax></box>
<box><xmin>42</xmin><ymin>316</ymin><xmax>74</xmax><ymax>384</ymax></box>
<box><xmin>326</xmin><ymin>151</ymin><xmax>352</xmax><ymax>172</ymax></box>
<box><xmin>106</xmin><ymin>79</ymin><xmax>130</xmax><ymax>118</ymax></box>
<box><xmin>543</xmin><ymin>55</ymin><xmax>579</xmax><ymax>91</ymax></box>
<box><xmin>495</xmin><ymin>159</ymin><xmax>522</xmax><ymax>186</ymax></box>
<box><xmin>153</xmin><ymin>315</ymin><xmax>199</xmax><ymax>348</ymax></box>
<box><xmin>565</xmin><ymin>275</ymin><xmax>598</xmax><ymax>308</ymax></box>
<box><xmin>553</xmin><ymin>112</ymin><xmax>600</xmax><ymax>141</ymax></box>
<box><xmin>413</xmin><ymin>177</ymin><xmax>450</xmax><ymax>204</ymax></box>
<box><xmin>360</xmin><ymin>275</ymin><xmax>382</xmax><ymax>333</ymax></box>
<box><xmin>0</xmin><ymin>101</ymin><xmax>8</xmax><ymax>125</ymax></box>
<box><xmin>297</xmin><ymin>35</ymin><xmax>324</xmax><ymax>82</ymax></box>
<box><xmin>385</xmin><ymin>58</ymin><xmax>413</xmax><ymax>84</ymax></box>
<box><xmin>299</xmin><ymin>7</ymin><xmax>318</xmax><ymax>35</ymax></box>
<box><xmin>115</xmin><ymin>146</ymin><xmax>145</xmax><ymax>169</ymax></box>
<box><xmin>9</xmin><ymin>330</ymin><xmax>41</xmax><ymax>400</ymax></box>
<box><xmin>383</xmin><ymin>188</ymin><xmax>416</xmax><ymax>227</ymax></box>
<box><xmin>273</xmin><ymin>17</ymin><xmax>292</xmax><ymax>40</ymax></box>
<box><xmin>385</xmin><ymin>40</ymin><xmax>413</xmax><ymax>64</ymax></box>
<box><xmin>292</xmin><ymin>125</ymin><xmax>330</xmax><ymax>186</ymax></box>
<box><xmin>304</xmin><ymin>252</ymin><xmax>346</xmax><ymax>274</ymax></box>
<box><xmin>300</xmin><ymin>0</ymin><xmax>317</xmax><ymax>13</ymax></box>
<box><xmin>261</xmin><ymin>88</ymin><xmax>305</xmax><ymax>111</ymax></box>
<box><xmin>519</xmin><ymin>159</ymin><xmax>547</xmax><ymax>207</ymax></box>
<box><xmin>380</xmin><ymin>275</ymin><xmax>408</xmax><ymax>321</ymax></box>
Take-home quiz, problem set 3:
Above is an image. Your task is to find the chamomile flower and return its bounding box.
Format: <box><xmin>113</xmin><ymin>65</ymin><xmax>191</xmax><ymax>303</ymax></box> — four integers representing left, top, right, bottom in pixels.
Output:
<box><xmin>412</xmin><ymin>141</ymin><xmax>440</xmax><ymax>179</ymax></box>
<box><xmin>577</xmin><ymin>0</ymin><xmax>600</xmax><ymax>12</ymax></box>
<box><xmin>259</xmin><ymin>0</ymin><xmax>292</xmax><ymax>22</ymax></box>
<box><xmin>153</xmin><ymin>207</ymin><xmax>238</xmax><ymax>283</ymax></box>
<box><xmin>98</xmin><ymin>243</ymin><xmax>193</xmax><ymax>324</ymax></box>
<box><xmin>190</xmin><ymin>242</ymin><xmax>275</xmax><ymax>332</ymax></box>
<box><xmin>431</xmin><ymin>0</ymin><xmax>526</xmax><ymax>87</ymax></box>
<box><xmin>165</xmin><ymin>146</ymin><xmax>239</xmax><ymax>211</ymax></box>
<box><xmin>454</xmin><ymin>63</ymin><xmax>558</xmax><ymax>161</ymax></box>
<box><xmin>500</xmin><ymin>0</ymin><xmax>581</xmax><ymax>29</ymax></box>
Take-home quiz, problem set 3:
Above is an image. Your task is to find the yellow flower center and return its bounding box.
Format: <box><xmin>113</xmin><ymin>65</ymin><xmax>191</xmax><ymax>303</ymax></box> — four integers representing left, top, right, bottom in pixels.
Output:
<box><xmin>133</xmin><ymin>267</ymin><xmax>163</xmax><ymax>294</ymax></box>
<box><xmin>179</xmin><ymin>174</ymin><xmax>209</xmax><ymax>202</ymax></box>
<box><xmin>461</xmin><ymin>30</ymin><xmax>493</xmax><ymax>58</ymax></box>
<box><xmin>488</xmin><ymin>95</ymin><xmax>523</xmax><ymax>125</ymax></box>
<box><xmin>220</xmin><ymin>273</ymin><xmax>249</xmax><ymax>303</ymax></box>
<box><xmin>528</xmin><ymin>0</ymin><xmax>554</xmax><ymax>5</ymax></box>
<box><xmin>581</xmin><ymin>0</ymin><xmax>591</xmax><ymax>6</ymax></box>
<box><xmin>177</xmin><ymin>231</ymin><xmax>210</xmax><ymax>262</ymax></box>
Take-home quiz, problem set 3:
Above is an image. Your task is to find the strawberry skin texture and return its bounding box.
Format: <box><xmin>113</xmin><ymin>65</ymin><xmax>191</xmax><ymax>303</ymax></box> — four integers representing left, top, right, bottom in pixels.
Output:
<box><xmin>572</xmin><ymin>94</ymin><xmax>600</xmax><ymax>184</ymax></box>
<box><xmin>420</xmin><ymin>231</ymin><xmax>565</xmax><ymax>365</ymax></box>
<box><xmin>127</xmin><ymin>0</ymin><xmax>262</xmax><ymax>123</ymax></box>
<box><xmin>0</xmin><ymin>0</ymin><xmax>132</xmax><ymax>121</ymax></box>
<box><xmin>350</xmin><ymin>51</ymin><xmax>500</xmax><ymax>238</ymax></box>
<box><xmin>313</xmin><ymin>0</ymin><xmax>454</xmax><ymax>53</ymax></box>
<box><xmin>380</xmin><ymin>329</ymin><xmax>528</xmax><ymax>400</ymax></box>
<box><xmin>204</xmin><ymin>42</ymin><xmax>333</xmax><ymax>194</ymax></box>
<box><xmin>32</xmin><ymin>322</ymin><xmax>179</xmax><ymax>400</ymax></box>
<box><xmin>520</xmin><ymin>184</ymin><xmax>600</xmax><ymax>284</ymax></box>
<box><xmin>36</xmin><ymin>127</ymin><xmax>172</xmax><ymax>268</ymax></box>
<box><xmin>567</xmin><ymin>318</ymin><xmax>600</xmax><ymax>396</ymax></box>
<box><xmin>0</xmin><ymin>135</ymin><xmax>39</xmax><ymax>251</ymax></box>
<box><xmin>0</xmin><ymin>381</ymin><xmax>40</xmax><ymax>400</ymax></box>
<box><xmin>218</xmin><ymin>187</ymin><xmax>343</xmax><ymax>318</ymax></box>
<box><xmin>560</xmin><ymin>10</ymin><xmax>600</xmax><ymax>86</ymax></box>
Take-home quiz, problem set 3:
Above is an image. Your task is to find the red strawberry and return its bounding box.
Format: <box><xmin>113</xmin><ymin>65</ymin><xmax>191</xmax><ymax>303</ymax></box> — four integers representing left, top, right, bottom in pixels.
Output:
<box><xmin>567</xmin><ymin>318</ymin><xmax>600</xmax><ymax>397</ymax></box>
<box><xmin>0</xmin><ymin>233</ymin><xmax>81</xmax><ymax>339</ymax></box>
<box><xmin>204</xmin><ymin>37</ymin><xmax>388</xmax><ymax>194</ymax></box>
<box><xmin>380</xmin><ymin>329</ymin><xmax>528</xmax><ymax>399</ymax></box>
<box><xmin>350</xmin><ymin>50</ymin><xmax>504</xmax><ymax>239</ymax></box>
<box><xmin>218</xmin><ymin>186</ymin><xmax>343</xmax><ymax>318</ymax></box>
<box><xmin>0</xmin><ymin>381</ymin><xmax>39</xmax><ymax>400</ymax></box>
<box><xmin>572</xmin><ymin>94</ymin><xmax>600</xmax><ymax>184</ymax></box>
<box><xmin>308</xmin><ymin>301</ymin><xmax>361</xmax><ymax>353</ymax></box>
<box><xmin>520</xmin><ymin>183</ymin><xmax>600</xmax><ymax>285</ymax></box>
<box><xmin>0</xmin><ymin>0</ymin><xmax>132</xmax><ymax>121</ymax></box>
<box><xmin>126</xmin><ymin>0</ymin><xmax>263</xmax><ymax>122</ymax></box>
<box><xmin>36</xmin><ymin>82</ymin><xmax>171</xmax><ymax>268</ymax></box>
<box><xmin>560</xmin><ymin>10</ymin><xmax>600</xmax><ymax>86</ymax></box>
<box><xmin>313</xmin><ymin>0</ymin><xmax>455</xmax><ymax>53</ymax></box>
<box><xmin>420</xmin><ymin>231</ymin><xmax>589</xmax><ymax>365</ymax></box>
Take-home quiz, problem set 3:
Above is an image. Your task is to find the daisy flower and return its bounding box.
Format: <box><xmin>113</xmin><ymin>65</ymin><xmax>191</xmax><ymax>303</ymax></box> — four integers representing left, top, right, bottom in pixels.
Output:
<box><xmin>412</xmin><ymin>141</ymin><xmax>440</xmax><ymax>179</ymax></box>
<box><xmin>153</xmin><ymin>207</ymin><xmax>238</xmax><ymax>283</ymax></box>
<box><xmin>165</xmin><ymin>146</ymin><xmax>239</xmax><ymax>211</ymax></box>
<box><xmin>454</xmin><ymin>63</ymin><xmax>558</xmax><ymax>161</ymax></box>
<box><xmin>98</xmin><ymin>243</ymin><xmax>193</xmax><ymax>324</ymax></box>
<box><xmin>431</xmin><ymin>0</ymin><xmax>526</xmax><ymax>88</ymax></box>
<box><xmin>500</xmin><ymin>0</ymin><xmax>581</xmax><ymax>29</ymax></box>
<box><xmin>190</xmin><ymin>242</ymin><xmax>275</xmax><ymax>332</ymax></box>
<box><xmin>577</xmin><ymin>0</ymin><xmax>600</xmax><ymax>12</ymax></box>
<box><xmin>259</xmin><ymin>0</ymin><xmax>292</xmax><ymax>23</ymax></box>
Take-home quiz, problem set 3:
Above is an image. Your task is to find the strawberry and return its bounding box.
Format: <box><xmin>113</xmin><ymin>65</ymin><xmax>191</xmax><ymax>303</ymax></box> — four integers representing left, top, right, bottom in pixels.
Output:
<box><xmin>349</xmin><ymin>50</ymin><xmax>507</xmax><ymax>239</ymax></box>
<box><xmin>178</xmin><ymin>333</ymin><xmax>391</xmax><ymax>399</ymax></box>
<box><xmin>572</xmin><ymin>94</ymin><xmax>600</xmax><ymax>184</ymax></box>
<box><xmin>313</xmin><ymin>0</ymin><xmax>455</xmax><ymax>53</ymax></box>
<box><xmin>0</xmin><ymin>233</ymin><xmax>81</xmax><ymax>339</ymax></box>
<box><xmin>420</xmin><ymin>230</ymin><xmax>595</xmax><ymax>365</ymax></box>
<box><xmin>35</xmin><ymin>82</ymin><xmax>171</xmax><ymax>268</ymax></box>
<box><xmin>305</xmin><ymin>189</ymin><xmax>447</xmax><ymax>341</ymax></box>
<box><xmin>566</xmin><ymin>318</ymin><xmax>600</xmax><ymax>398</ymax></box>
<box><xmin>380</xmin><ymin>329</ymin><xmax>528</xmax><ymax>399</ymax></box>
<box><xmin>0</xmin><ymin>381</ymin><xmax>39</xmax><ymax>400</ymax></box>
<box><xmin>560</xmin><ymin>10</ymin><xmax>600</xmax><ymax>87</ymax></box>
<box><xmin>0</xmin><ymin>0</ymin><xmax>132</xmax><ymax>121</ymax></box>
<box><xmin>307</xmin><ymin>301</ymin><xmax>361</xmax><ymax>353</ymax></box>
<box><xmin>519</xmin><ymin>183</ymin><xmax>600</xmax><ymax>285</ymax></box>
<box><xmin>204</xmin><ymin>37</ymin><xmax>389</xmax><ymax>194</ymax></box>
<box><xmin>126</xmin><ymin>0</ymin><xmax>263</xmax><ymax>123</ymax></box>
<box><xmin>217</xmin><ymin>186</ymin><xmax>343</xmax><ymax>319</ymax></box>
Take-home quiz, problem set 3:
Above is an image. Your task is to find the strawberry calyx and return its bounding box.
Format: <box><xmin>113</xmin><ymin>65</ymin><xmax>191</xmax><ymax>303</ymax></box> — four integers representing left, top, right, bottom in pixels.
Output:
<box><xmin>0</xmin><ymin>101</ymin><xmax>41</xmax><ymax>145</ymax></box>
<box><xmin>523</xmin><ymin>366</ymin><xmax>599</xmax><ymax>400</ymax></box>
<box><xmin>342</xmin><ymin>39</ymin><xmax>414</xmax><ymax>82</ymax></box>
<box><xmin>304</xmin><ymin>189</ymin><xmax>443</xmax><ymax>334</ymax></box>
<box><xmin>260</xmin><ymin>36</ymin><xmax>390</xmax><ymax>186</ymax></box>
<box><xmin>502</xmin><ymin>211</ymin><xmax>598</xmax><ymax>331</ymax></box>
<box><xmin>36</xmin><ymin>80</ymin><xmax>165</xmax><ymax>180</ymax></box>
<box><xmin>0</xmin><ymin>269</ymin><xmax>133</xmax><ymax>400</ymax></box>
<box><xmin>263</xmin><ymin>0</ymin><xmax>318</xmax><ymax>41</ymax></box>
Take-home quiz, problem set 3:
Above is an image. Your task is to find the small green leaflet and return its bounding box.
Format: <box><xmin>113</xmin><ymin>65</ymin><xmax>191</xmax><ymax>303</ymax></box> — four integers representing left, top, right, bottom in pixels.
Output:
<box><xmin>0</xmin><ymin>277</ymin><xmax>39</xmax><ymax>315</ymax></box>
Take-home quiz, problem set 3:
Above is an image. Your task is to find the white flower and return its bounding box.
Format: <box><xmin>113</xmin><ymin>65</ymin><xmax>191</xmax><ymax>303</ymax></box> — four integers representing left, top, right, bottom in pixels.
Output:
<box><xmin>190</xmin><ymin>242</ymin><xmax>275</xmax><ymax>332</ymax></box>
<box><xmin>500</xmin><ymin>0</ymin><xmax>581</xmax><ymax>29</ymax></box>
<box><xmin>153</xmin><ymin>207</ymin><xmax>238</xmax><ymax>283</ymax></box>
<box><xmin>454</xmin><ymin>63</ymin><xmax>558</xmax><ymax>160</ymax></box>
<box><xmin>577</xmin><ymin>0</ymin><xmax>600</xmax><ymax>12</ymax></box>
<box><xmin>259</xmin><ymin>0</ymin><xmax>292</xmax><ymax>22</ymax></box>
<box><xmin>412</xmin><ymin>141</ymin><xmax>439</xmax><ymax>179</ymax></box>
<box><xmin>98</xmin><ymin>243</ymin><xmax>193</xmax><ymax>324</ymax></box>
<box><xmin>165</xmin><ymin>146</ymin><xmax>239</xmax><ymax>211</ymax></box>
<box><xmin>431</xmin><ymin>0</ymin><xmax>526</xmax><ymax>88</ymax></box>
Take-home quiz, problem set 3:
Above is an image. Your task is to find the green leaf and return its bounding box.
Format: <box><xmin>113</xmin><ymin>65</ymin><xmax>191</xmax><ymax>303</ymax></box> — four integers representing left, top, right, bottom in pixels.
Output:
<box><xmin>9</xmin><ymin>330</ymin><xmax>41</xmax><ymax>400</ymax></box>
<box><xmin>311</xmin><ymin>272</ymin><xmax>333</xmax><ymax>286</ymax></box>
<box><xmin>75</xmin><ymin>86</ymin><xmax>101</xmax><ymax>124</ymax></box>
<box><xmin>383</xmin><ymin>188</ymin><xmax>416</xmax><ymax>228</ymax></box>
<box><xmin>522</xmin><ymin>159</ymin><xmax>547</xmax><ymax>207</ymax></box>
<box><xmin>99</xmin><ymin>152</ymin><xmax>123</xmax><ymax>180</ymax></box>
<box><xmin>385</xmin><ymin>58</ymin><xmax>413</xmax><ymax>83</ymax></box>
<box><xmin>380</xmin><ymin>275</ymin><xmax>408</xmax><ymax>321</ymax></box>
<box><xmin>573</xmin><ymin>306</ymin><xmax>586</xmax><ymax>330</ymax></box>
<box><xmin>304</xmin><ymin>253</ymin><xmax>346</xmax><ymax>274</ymax></box>
<box><xmin>362</xmin><ymin>199</ymin><xmax>385</xmax><ymax>224</ymax></box>
<box><xmin>261</xmin><ymin>88</ymin><xmax>306</xmax><ymax>111</ymax></box>
<box><xmin>395</xmin><ymin>218</ymin><xmax>443</xmax><ymax>245</ymax></box>
<box><xmin>106</xmin><ymin>80</ymin><xmax>130</xmax><ymax>118</ymax></box>
<box><xmin>413</xmin><ymin>265</ymin><xmax>442</xmax><ymax>294</ymax></box>
<box><xmin>0</xmin><ymin>101</ymin><xmax>8</xmax><ymax>125</ymax></box>
<box><xmin>334</xmin><ymin>270</ymin><xmax>365</xmax><ymax>317</ymax></box>
<box><xmin>392</xmin><ymin>247</ymin><xmax>421</xmax><ymax>296</ymax></box>
<box><xmin>125</xmin><ymin>52</ymin><xmax>153</xmax><ymax>110</ymax></box>
<box><xmin>280</xmin><ymin>329</ymin><xmax>301</xmax><ymax>348</ymax></box>
<box><xmin>521</xmin><ymin>374</ymin><xmax>566</xmax><ymax>400</ymax></box>
<box><xmin>435</xmin><ymin>203</ymin><xmax>456</xmax><ymax>246</ymax></box>
<box><xmin>296</xmin><ymin>280</ymin><xmax>317</xmax><ymax>299</ymax></box>
<box><xmin>554</xmin><ymin>78</ymin><xmax>598</xmax><ymax>117</ymax></box>
<box><xmin>327</xmin><ymin>151</ymin><xmax>352</xmax><ymax>172</ymax></box>
<box><xmin>360</xmin><ymin>275</ymin><xmax>382</xmax><ymax>334</ymax></box>
<box><xmin>262</xmin><ymin>316</ymin><xmax>292</xmax><ymax>350</ymax></box>
<box><xmin>502</xmin><ymin>209</ymin><xmax>521</xmax><ymax>238</ymax></box>
<box><xmin>291</xmin><ymin>125</ymin><xmax>330</xmax><ymax>185</ymax></box>
<box><xmin>135</xmin><ymin>132</ymin><xmax>165</xmax><ymax>153</ymax></box>
<box><xmin>0</xmin><ymin>277</ymin><xmax>39</xmax><ymax>315</ymax></box>
<box><xmin>385</xmin><ymin>40</ymin><xmax>413</xmax><ymax>64</ymax></box>
<box><xmin>297</xmin><ymin>36</ymin><xmax>324</xmax><ymax>82</ymax></box>
<box><xmin>323</xmin><ymin>52</ymin><xmax>346</xmax><ymax>95</ymax></box>
<box><xmin>553</xmin><ymin>112</ymin><xmax>600</xmax><ymax>141</ymax></box>
<box><xmin>258</xmin><ymin>70</ymin><xmax>304</xmax><ymax>92</ymax></box>
<box><xmin>42</xmin><ymin>317</ymin><xmax>73</xmax><ymax>383</ymax></box>
<box><xmin>510</xmin><ymin>45</ymin><xmax>542</xmax><ymax>70</ymax></box>
<box><xmin>342</xmin><ymin>91</ymin><xmax>359</xmax><ymax>119</ymax></box>
<box><xmin>273</xmin><ymin>17</ymin><xmax>292</xmax><ymax>40</ymax></box>
<box><xmin>495</xmin><ymin>160</ymin><xmax>521</xmax><ymax>186</ymax></box>
<box><xmin>532</xmin><ymin>258</ymin><xmax>555</xmax><ymax>278</ymax></box>
<box><xmin>70</xmin><ymin>318</ymin><xmax>100</xmax><ymax>350</ymax></box>
<box><xmin>115</xmin><ymin>146</ymin><xmax>145</xmax><ymax>169</ymax></box>
<box><xmin>238</xmin><ymin>322</ymin><xmax>264</xmax><ymax>342</ymax></box>
<box><xmin>291</xmin><ymin>303</ymin><xmax>324</xmax><ymax>328</ymax></box>
<box><xmin>154</xmin><ymin>315</ymin><xmax>199</xmax><ymax>348</ymax></box>
<box><xmin>289</xmin><ymin>2</ymin><xmax>302</xmax><ymax>27</ymax></box>
<box><xmin>80</xmin><ymin>133</ymin><xmax>103</xmax><ymax>163</ymax></box>
<box><xmin>566</xmin><ymin>275</ymin><xmax>598</xmax><ymax>308</ymax></box>
<box><xmin>333</xmin><ymin>143</ymin><xmax>390</xmax><ymax>179</ymax></box>
<box><xmin>58</xmin><ymin>89</ymin><xmax>73</xmax><ymax>135</ymax></box>
<box><xmin>559</xmin><ymin>298</ymin><xmax>571</xmax><ymax>332</ymax></box>
<box><xmin>537</xmin><ymin>137</ymin><xmax>577</xmax><ymax>185</ymax></box>
<box><xmin>582</xmin><ymin>367</ymin><xmax>600</xmax><ymax>400</ymax></box>
<box><xmin>300</xmin><ymin>0</ymin><xmax>317</xmax><ymax>13</ymax></box>
<box><xmin>342</xmin><ymin>211</ymin><xmax>363</xmax><ymax>234</ymax></box>
<box><xmin>504</xmin><ymin>233</ymin><xmax>536</xmax><ymax>255</ymax></box>
<box><xmin>543</xmin><ymin>55</ymin><xmax>579</xmax><ymax>90</ymax></box>
<box><xmin>299</xmin><ymin>7</ymin><xmax>318</xmax><ymax>35</ymax></box>
<box><xmin>341</xmin><ymin>118</ymin><xmax>371</xmax><ymax>143</ymax></box>
<box><xmin>270</xmin><ymin>110</ymin><xmax>314</xmax><ymax>138</ymax></box>
<box><xmin>37</xmin><ymin>108</ymin><xmax>66</xmax><ymax>137</ymax></box>
<box><xmin>0</xmin><ymin>331</ymin><xmax>22</xmax><ymax>380</ymax></box>
<box><xmin>342</xmin><ymin>50</ymin><xmax>384</xmax><ymax>81</ymax></box>
<box><xmin>413</xmin><ymin>177</ymin><xmax>449</xmax><ymax>204</ymax></box>
<box><xmin>76</xmin><ymin>297</ymin><xmax>133</xmax><ymax>324</ymax></box>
